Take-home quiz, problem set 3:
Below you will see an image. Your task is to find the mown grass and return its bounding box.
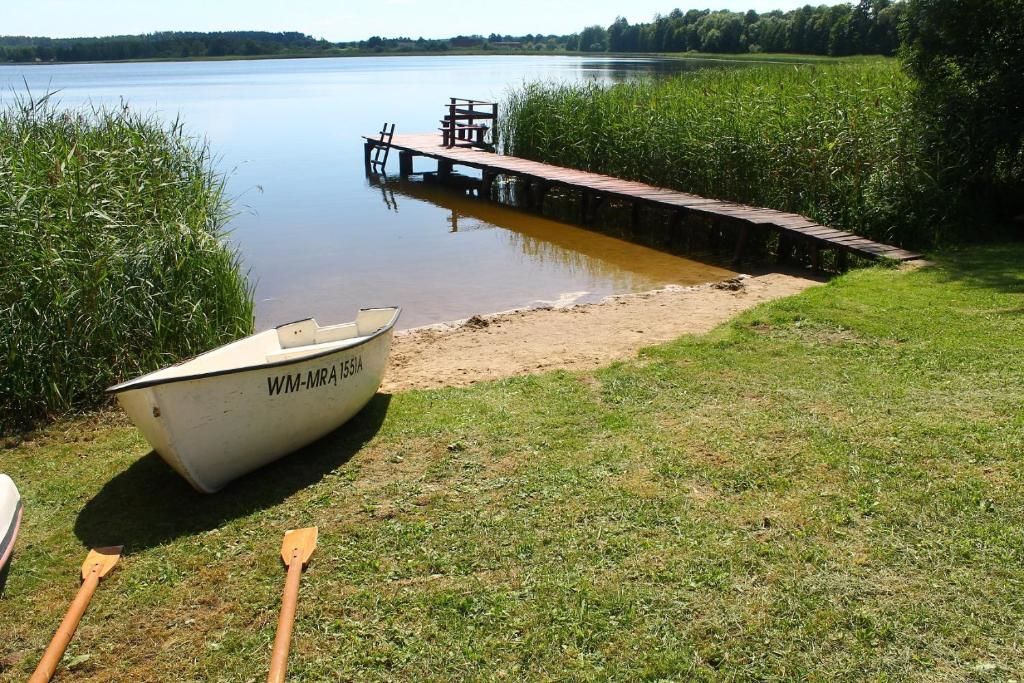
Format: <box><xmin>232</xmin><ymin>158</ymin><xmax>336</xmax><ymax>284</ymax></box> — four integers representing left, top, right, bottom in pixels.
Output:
<box><xmin>1</xmin><ymin>244</ymin><xmax>1022</xmax><ymax>681</ymax></box>
<box><xmin>498</xmin><ymin>60</ymin><xmax>940</xmax><ymax>249</ymax></box>
<box><xmin>0</xmin><ymin>95</ymin><xmax>253</xmax><ymax>432</ymax></box>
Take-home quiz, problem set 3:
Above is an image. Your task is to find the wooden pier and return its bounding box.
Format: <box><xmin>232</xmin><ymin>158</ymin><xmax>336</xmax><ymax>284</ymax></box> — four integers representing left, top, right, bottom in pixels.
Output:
<box><xmin>364</xmin><ymin>132</ymin><xmax>922</xmax><ymax>267</ymax></box>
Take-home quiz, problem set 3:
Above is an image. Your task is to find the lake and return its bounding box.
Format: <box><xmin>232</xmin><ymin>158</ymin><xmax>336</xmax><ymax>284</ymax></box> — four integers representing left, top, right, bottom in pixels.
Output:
<box><xmin>2</xmin><ymin>55</ymin><xmax>735</xmax><ymax>329</ymax></box>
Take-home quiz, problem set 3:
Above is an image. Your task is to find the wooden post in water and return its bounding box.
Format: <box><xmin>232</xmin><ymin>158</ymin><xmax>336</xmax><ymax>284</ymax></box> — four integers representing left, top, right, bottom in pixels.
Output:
<box><xmin>709</xmin><ymin>217</ymin><xmax>723</xmax><ymax>255</ymax></box>
<box><xmin>438</xmin><ymin>159</ymin><xmax>453</xmax><ymax>183</ymax></box>
<box><xmin>534</xmin><ymin>181</ymin><xmax>549</xmax><ymax>213</ymax></box>
<box><xmin>670</xmin><ymin>210</ymin><xmax>694</xmax><ymax>252</ymax></box>
<box><xmin>521</xmin><ymin>177</ymin><xmax>535</xmax><ymax>210</ymax></box>
<box><xmin>593</xmin><ymin>194</ymin><xmax>607</xmax><ymax>225</ymax></box>
<box><xmin>363</xmin><ymin>141</ymin><xmax>373</xmax><ymax>176</ymax></box>
<box><xmin>732</xmin><ymin>223</ymin><xmax>751</xmax><ymax>266</ymax></box>
<box><xmin>776</xmin><ymin>232</ymin><xmax>792</xmax><ymax>265</ymax></box>
<box><xmin>399</xmin><ymin>151</ymin><xmax>413</xmax><ymax>177</ymax></box>
<box><xmin>481</xmin><ymin>170</ymin><xmax>497</xmax><ymax>199</ymax></box>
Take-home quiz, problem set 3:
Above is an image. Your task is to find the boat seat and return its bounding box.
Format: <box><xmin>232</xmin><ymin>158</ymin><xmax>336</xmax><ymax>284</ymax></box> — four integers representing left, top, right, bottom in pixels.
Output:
<box><xmin>276</xmin><ymin>319</ymin><xmax>361</xmax><ymax>349</ymax></box>
<box><xmin>265</xmin><ymin>335</ymin><xmax>369</xmax><ymax>365</ymax></box>
<box><xmin>268</xmin><ymin>309</ymin><xmax>396</xmax><ymax>363</ymax></box>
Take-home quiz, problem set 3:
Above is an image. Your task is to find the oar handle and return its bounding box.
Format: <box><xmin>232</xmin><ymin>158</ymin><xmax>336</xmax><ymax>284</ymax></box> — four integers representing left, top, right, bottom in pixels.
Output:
<box><xmin>267</xmin><ymin>550</ymin><xmax>303</xmax><ymax>683</ymax></box>
<box><xmin>29</xmin><ymin>569</ymin><xmax>101</xmax><ymax>683</ymax></box>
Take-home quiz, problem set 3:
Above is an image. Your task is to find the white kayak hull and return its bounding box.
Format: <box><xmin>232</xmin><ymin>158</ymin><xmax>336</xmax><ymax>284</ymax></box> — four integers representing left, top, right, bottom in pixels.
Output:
<box><xmin>108</xmin><ymin>308</ymin><xmax>400</xmax><ymax>493</ymax></box>
<box><xmin>0</xmin><ymin>474</ymin><xmax>22</xmax><ymax>573</ymax></box>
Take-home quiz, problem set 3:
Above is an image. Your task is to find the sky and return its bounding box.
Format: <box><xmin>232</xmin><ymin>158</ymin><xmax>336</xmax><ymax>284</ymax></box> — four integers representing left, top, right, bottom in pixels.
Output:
<box><xmin>4</xmin><ymin>0</ymin><xmax>849</xmax><ymax>42</ymax></box>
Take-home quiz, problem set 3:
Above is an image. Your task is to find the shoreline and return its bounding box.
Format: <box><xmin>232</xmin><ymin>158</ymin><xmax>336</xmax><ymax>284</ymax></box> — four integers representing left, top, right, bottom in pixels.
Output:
<box><xmin>382</xmin><ymin>270</ymin><xmax>825</xmax><ymax>392</ymax></box>
<box><xmin>0</xmin><ymin>271</ymin><xmax>822</xmax><ymax>444</ymax></box>
<box><xmin>0</xmin><ymin>50</ymin><xmax>846</xmax><ymax>68</ymax></box>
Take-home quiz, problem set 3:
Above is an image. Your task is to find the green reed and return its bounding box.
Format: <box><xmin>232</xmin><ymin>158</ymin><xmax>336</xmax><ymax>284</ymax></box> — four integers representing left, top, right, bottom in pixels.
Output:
<box><xmin>498</xmin><ymin>61</ymin><xmax>940</xmax><ymax>247</ymax></box>
<box><xmin>0</xmin><ymin>94</ymin><xmax>254</xmax><ymax>432</ymax></box>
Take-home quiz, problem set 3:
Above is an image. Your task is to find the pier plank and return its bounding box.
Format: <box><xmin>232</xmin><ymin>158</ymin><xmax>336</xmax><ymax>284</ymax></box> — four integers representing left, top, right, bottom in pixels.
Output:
<box><xmin>365</xmin><ymin>133</ymin><xmax>922</xmax><ymax>263</ymax></box>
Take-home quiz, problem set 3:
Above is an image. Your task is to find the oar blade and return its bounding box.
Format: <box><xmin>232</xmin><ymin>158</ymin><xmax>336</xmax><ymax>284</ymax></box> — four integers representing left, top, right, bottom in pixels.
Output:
<box><xmin>280</xmin><ymin>528</ymin><xmax>317</xmax><ymax>567</ymax></box>
<box><xmin>81</xmin><ymin>546</ymin><xmax>123</xmax><ymax>580</ymax></box>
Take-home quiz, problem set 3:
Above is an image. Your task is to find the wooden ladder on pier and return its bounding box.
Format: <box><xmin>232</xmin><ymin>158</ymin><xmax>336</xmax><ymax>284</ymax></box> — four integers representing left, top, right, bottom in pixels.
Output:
<box><xmin>368</xmin><ymin>122</ymin><xmax>395</xmax><ymax>174</ymax></box>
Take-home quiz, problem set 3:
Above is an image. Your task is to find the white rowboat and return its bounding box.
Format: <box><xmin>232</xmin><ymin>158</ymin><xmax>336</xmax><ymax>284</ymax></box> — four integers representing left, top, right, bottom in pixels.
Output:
<box><xmin>108</xmin><ymin>307</ymin><xmax>400</xmax><ymax>493</ymax></box>
<box><xmin>0</xmin><ymin>474</ymin><xmax>22</xmax><ymax>574</ymax></box>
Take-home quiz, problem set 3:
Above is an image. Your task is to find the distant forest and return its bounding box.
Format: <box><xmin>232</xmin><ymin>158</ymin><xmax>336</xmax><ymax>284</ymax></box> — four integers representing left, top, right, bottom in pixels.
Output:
<box><xmin>1</xmin><ymin>32</ymin><xmax>350</xmax><ymax>63</ymax></box>
<box><xmin>574</xmin><ymin>0</ymin><xmax>904</xmax><ymax>56</ymax></box>
<box><xmin>0</xmin><ymin>30</ymin><xmax>570</xmax><ymax>62</ymax></box>
<box><xmin>0</xmin><ymin>1</ymin><xmax>904</xmax><ymax>63</ymax></box>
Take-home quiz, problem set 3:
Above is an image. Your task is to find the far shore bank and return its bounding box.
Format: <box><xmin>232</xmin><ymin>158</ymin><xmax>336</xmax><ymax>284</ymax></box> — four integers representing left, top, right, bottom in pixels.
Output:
<box><xmin>0</xmin><ymin>49</ymin><xmax>853</xmax><ymax>68</ymax></box>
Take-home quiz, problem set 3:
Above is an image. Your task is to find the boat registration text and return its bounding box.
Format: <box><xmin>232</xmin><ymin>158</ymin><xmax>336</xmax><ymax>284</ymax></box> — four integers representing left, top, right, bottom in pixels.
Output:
<box><xmin>267</xmin><ymin>356</ymin><xmax>364</xmax><ymax>396</ymax></box>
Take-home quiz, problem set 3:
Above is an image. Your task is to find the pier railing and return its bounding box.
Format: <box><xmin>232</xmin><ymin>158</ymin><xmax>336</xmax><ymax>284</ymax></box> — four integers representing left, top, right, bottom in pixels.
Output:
<box><xmin>439</xmin><ymin>97</ymin><xmax>497</xmax><ymax>149</ymax></box>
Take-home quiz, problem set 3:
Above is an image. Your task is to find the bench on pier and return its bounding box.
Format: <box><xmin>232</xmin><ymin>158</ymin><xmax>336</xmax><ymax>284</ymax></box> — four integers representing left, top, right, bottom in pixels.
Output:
<box><xmin>439</xmin><ymin>97</ymin><xmax>496</xmax><ymax>149</ymax></box>
<box><xmin>439</xmin><ymin>121</ymin><xmax>490</xmax><ymax>146</ymax></box>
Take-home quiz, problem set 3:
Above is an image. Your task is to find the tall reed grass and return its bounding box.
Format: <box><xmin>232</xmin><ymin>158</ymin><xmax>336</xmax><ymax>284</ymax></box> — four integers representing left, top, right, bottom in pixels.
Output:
<box><xmin>498</xmin><ymin>61</ymin><xmax>940</xmax><ymax>247</ymax></box>
<box><xmin>1</xmin><ymin>95</ymin><xmax>253</xmax><ymax>432</ymax></box>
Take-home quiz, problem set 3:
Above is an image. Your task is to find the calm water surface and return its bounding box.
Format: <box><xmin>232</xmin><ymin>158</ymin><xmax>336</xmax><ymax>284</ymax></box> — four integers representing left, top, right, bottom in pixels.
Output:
<box><xmin>3</xmin><ymin>56</ymin><xmax>735</xmax><ymax>328</ymax></box>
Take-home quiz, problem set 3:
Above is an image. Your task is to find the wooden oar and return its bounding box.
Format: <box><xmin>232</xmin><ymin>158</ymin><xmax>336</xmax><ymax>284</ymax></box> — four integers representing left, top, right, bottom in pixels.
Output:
<box><xmin>30</xmin><ymin>546</ymin><xmax>123</xmax><ymax>683</ymax></box>
<box><xmin>267</xmin><ymin>527</ymin><xmax>317</xmax><ymax>683</ymax></box>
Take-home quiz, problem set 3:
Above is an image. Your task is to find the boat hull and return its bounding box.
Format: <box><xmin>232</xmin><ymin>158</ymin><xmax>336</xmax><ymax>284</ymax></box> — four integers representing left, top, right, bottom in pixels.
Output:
<box><xmin>0</xmin><ymin>474</ymin><xmax>22</xmax><ymax>574</ymax></box>
<box><xmin>113</xmin><ymin>311</ymin><xmax>397</xmax><ymax>493</ymax></box>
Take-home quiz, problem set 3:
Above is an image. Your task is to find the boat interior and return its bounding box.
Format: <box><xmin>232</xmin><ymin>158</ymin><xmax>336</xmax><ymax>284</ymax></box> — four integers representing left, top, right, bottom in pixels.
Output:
<box><xmin>267</xmin><ymin>307</ymin><xmax>399</xmax><ymax>362</ymax></box>
<box><xmin>108</xmin><ymin>307</ymin><xmax>400</xmax><ymax>391</ymax></box>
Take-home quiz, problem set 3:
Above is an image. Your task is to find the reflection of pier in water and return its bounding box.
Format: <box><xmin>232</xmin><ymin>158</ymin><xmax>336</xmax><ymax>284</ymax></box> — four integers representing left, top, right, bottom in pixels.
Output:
<box><xmin>368</xmin><ymin>174</ymin><xmax>737</xmax><ymax>287</ymax></box>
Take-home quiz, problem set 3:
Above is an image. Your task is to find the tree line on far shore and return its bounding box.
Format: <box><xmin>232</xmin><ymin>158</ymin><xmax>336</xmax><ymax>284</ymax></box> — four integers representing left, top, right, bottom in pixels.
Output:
<box><xmin>575</xmin><ymin>0</ymin><xmax>903</xmax><ymax>56</ymax></box>
<box><xmin>0</xmin><ymin>32</ymin><xmax>331</xmax><ymax>63</ymax></box>
<box><xmin>1</xmin><ymin>1</ymin><xmax>908</xmax><ymax>63</ymax></box>
<box><xmin>0</xmin><ymin>30</ymin><xmax>570</xmax><ymax>63</ymax></box>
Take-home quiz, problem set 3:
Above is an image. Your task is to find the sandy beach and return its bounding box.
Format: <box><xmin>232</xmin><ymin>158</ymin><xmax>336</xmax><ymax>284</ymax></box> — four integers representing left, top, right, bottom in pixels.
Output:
<box><xmin>382</xmin><ymin>271</ymin><xmax>825</xmax><ymax>392</ymax></box>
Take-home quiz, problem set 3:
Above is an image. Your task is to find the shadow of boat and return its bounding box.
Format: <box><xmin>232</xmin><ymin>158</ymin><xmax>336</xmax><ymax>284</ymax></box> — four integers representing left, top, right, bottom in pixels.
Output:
<box><xmin>74</xmin><ymin>393</ymin><xmax>392</xmax><ymax>553</ymax></box>
<box><xmin>0</xmin><ymin>559</ymin><xmax>10</xmax><ymax>596</ymax></box>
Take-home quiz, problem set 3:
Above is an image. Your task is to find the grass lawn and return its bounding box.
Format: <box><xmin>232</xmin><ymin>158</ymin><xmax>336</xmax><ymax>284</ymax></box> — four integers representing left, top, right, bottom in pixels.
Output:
<box><xmin>2</xmin><ymin>245</ymin><xmax>1022</xmax><ymax>681</ymax></box>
